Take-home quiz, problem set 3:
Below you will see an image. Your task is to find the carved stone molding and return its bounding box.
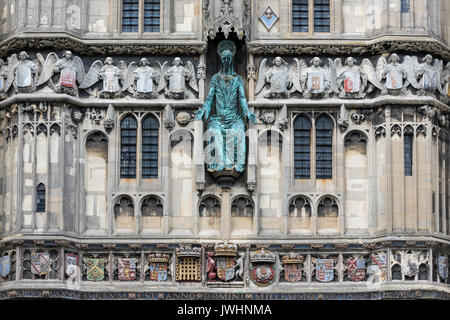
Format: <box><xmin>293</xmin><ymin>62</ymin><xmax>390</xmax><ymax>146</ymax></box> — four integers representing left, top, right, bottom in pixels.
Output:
<box><xmin>54</xmin><ymin>240</ymin><xmax>70</xmax><ymax>247</ymax></box>
<box><xmin>102</xmin><ymin>243</ymin><xmax>116</xmax><ymax>249</ymax></box>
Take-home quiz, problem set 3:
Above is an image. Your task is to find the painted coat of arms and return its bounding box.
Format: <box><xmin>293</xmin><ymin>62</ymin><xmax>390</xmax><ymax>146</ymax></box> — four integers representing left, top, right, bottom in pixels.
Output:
<box><xmin>367</xmin><ymin>253</ymin><xmax>387</xmax><ymax>281</ymax></box>
<box><xmin>84</xmin><ymin>258</ymin><xmax>106</xmax><ymax>281</ymax></box>
<box><xmin>250</xmin><ymin>249</ymin><xmax>276</xmax><ymax>286</ymax></box>
<box><xmin>400</xmin><ymin>252</ymin><xmax>423</xmax><ymax>278</ymax></box>
<box><xmin>214</xmin><ymin>241</ymin><xmax>238</xmax><ymax>282</ymax></box>
<box><xmin>282</xmin><ymin>254</ymin><xmax>304</xmax><ymax>283</ymax></box>
<box><xmin>346</xmin><ymin>257</ymin><xmax>366</xmax><ymax>281</ymax></box>
<box><xmin>31</xmin><ymin>252</ymin><xmax>51</xmax><ymax>276</ymax></box>
<box><xmin>315</xmin><ymin>258</ymin><xmax>334</xmax><ymax>282</ymax></box>
<box><xmin>0</xmin><ymin>255</ymin><xmax>10</xmax><ymax>278</ymax></box>
<box><xmin>147</xmin><ymin>253</ymin><xmax>170</xmax><ymax>281</ymax></box>
<box><xmin>65</xmin><ymin>254</ymin><xmax>78</xmax><ymax>278</ymax></box>
<box><xmin>118</xmin><ymin>258</ymin><xmax>137</xmax><ymax>281</ymax></box>
<box><xmin>438</xmin><ymin>255</ymin><xmax>448</xmax><ymax>280</ymax></box>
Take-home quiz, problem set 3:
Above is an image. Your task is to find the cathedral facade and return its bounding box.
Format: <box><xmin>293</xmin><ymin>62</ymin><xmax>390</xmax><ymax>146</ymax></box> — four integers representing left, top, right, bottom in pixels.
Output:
<box><xmin>0</xmin><ymin>0</ymin><xmax>449</xmax><ymax>300</ymax></box>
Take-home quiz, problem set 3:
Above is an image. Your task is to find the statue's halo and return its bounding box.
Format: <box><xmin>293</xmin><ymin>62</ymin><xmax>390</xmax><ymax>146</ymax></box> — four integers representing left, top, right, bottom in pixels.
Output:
<box><xmin>217</xmin><ymin>40</ymin><xmax>236</xmax><ymax>57</ymax></box>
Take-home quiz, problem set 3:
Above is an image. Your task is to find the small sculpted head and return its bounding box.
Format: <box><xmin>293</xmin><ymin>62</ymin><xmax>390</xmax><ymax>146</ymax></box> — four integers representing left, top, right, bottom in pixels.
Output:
<box><xmin>173</xmin><ymin>57</ymin><xmax>182</xmax><ymax>66</ymax></box>
<box><xmin>274</xmin><ymin>57</ymin><xmax>283</xmax><ymax>67</ymax></box>
<box><xmin>422</xmin><ymin>54</ymin><xmax>433</xmax><ymax>65</ymax></box>
<box><xmin>19</xmin><ymin>51</ymin><xmax>28</xmax><ymax>61</ymax></box>
<box><xmin>389</xmin><ymin>53</ymin><xmax>399</xmax><ymax>64</ymax></box>
<box><xmin>140</xmin><ymin>58</ymin><xmax>149</xmax><ymax>66</ymax></box>
<box><xmin>63</xmin><ymin>51</ymin><xmax>72</xmax><ymax>60</ymax></box>
<box><xmin>264</xmin><ymin>7</ymin><xmax>273</xmax><ymax>19</ymax></box>
<box><xmin>345</xmin><ymin>57</ymin><xmax>356</xmax><ymax>67</ymax></box>
<box><xmin>105</xmin><ymin>57</ymin><xmax>113</xmax><ymax>65</ymax></box>
<box><xmin>311</xmin><ymin>57</ymin><xmax>321</xmax><ymax>67</ymax></box>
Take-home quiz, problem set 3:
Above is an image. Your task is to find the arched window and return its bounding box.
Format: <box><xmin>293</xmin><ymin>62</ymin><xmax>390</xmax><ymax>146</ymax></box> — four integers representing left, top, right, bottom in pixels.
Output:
<box><xmin>316</xmin><ymin>115</ymin><xmax>333</xmax><ymax>179</ymax></box>
<box><xmin>292</xmin><ymin>0</ymin><xmax>330</xmax><ymax>33</ymax></box>
<box><xmin>294</xmin><ymin>115</ymin><xmax>311</xmax><ymax>179</ymax></box>
<box><xmin>120</xmin><ymin>115</ymin><xmax>137</xmax><ymax>178</ymax></box>
<box><xmin>289</xmin><ymin>196</ymin><xmax>311</xmax><ymax>217</ymax></box>
<box><xmin>142</xmin><ymin>114</ymin><xmax>159</xmax><ymax>179</ymax></box>
<box><xmin>318</xmin><ymin>196</ymin><xmax>338</xmax><ymax>217</ymax></box>
<box><xmin>36</xmin><ymin>183</ymin><xmax>46</xmax><ymax>212</ymax></box>
<box><xmin>231</xmin><ymin>197</ymin><xmax>254</xmax><ymax>217</ymax></box>
<box><xmin>141</xmin><ymin>196</ymin><xmax>163</xmax><ymax>217</ymax></box>
<box><xmin>199</xmin><ymin>197</ymin><xmax>221</xmax><ymax>217</ymax></box>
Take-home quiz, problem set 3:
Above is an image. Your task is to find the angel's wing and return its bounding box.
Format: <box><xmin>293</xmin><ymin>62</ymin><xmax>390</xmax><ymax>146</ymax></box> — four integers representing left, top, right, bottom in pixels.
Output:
<box><xmin>335</xmin><ymin>58</ymin><xmax>342</xmax><ymax>72</ymax></box>
<box><xmin>402</xmin><ymin>56</ymin><xmax>420</xmax><ymax>89</ymax></box>
<box><xmin>121</xmin><ymin>62</ymin><xmax>137</xmax><ymax>92</ymax></box>
<box><xmin>4</xmin><ymin>54</ymin><xmax>18</xmax><ymax>92</ymax></box>
<box><xmin>255</xmin><ymin>58</ymin><xmax>268</xmax><ymax>95</ymax></box>
<box><xmin>73</xmin><ymin>56</ymin><xmax>86</xmax><ymax>84</ymax></box>
<box><xmin>375</xmin><ymin>55</ymin><xmax>387</xmax><ymax>82</ymax></box>
<box><xmin>288</xmin><ymin>58</ymin><xmax>302</xmax><ymax>93</ymax></box>
<box><xmin>157</xmin><ymin>61</ymin><xmax>169</xmax><ymax>92</ymax></box>
<box><xmin>361</xmin><ymin>58</ymin><xmax>384</xmax><ymax>90</ymax></box>
<box><xmin>186</xmin><ymin>61</ymin><xmax>198</xmax><ymax>92</ymax></box>
<box><xmin>299</xmin><ymin>59</ymin><xmax>308</xmax><ymax>90</ymax></box>
<box><xmin>434</xmin><ymin>59</ymin><xmax>444</xmax><ymax>93</ymax></box>
<box><xmin>79</xmin><ymin>60</ymin><xmax>103</xmax><ymax>89</ymax></box>
<box><xmin>326</xmin><ymin>58</ymin><xmax>339</xmax><ymax>94</ymax></box>
<box><xmin>36</xmin><ymin>52</ymin><xmax>59</xmax><ymax>86</ymax></box>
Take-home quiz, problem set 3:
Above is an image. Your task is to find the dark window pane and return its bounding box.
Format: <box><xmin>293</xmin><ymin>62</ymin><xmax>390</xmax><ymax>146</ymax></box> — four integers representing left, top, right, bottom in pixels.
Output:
<box><xmin>316</xmin><ymin>115</ymin><xmax>333</xmax><ymax>179</ymax></box>
<box><xmin>142</xmin><ymin>114</ymin><xmax>159</xmax><ymax>179</ymax></box>
<box><xmin>404</xmin><ymin>134</ymin><xmax>413</xmax><ymax>176</ymax></box>
<box><xmin>144</xmin><ymin>0</ymin><xmax>160</xmax><ymax>32</ymax></box>
<box><xmin>294</xmin><ymin>115</ymin><xmax>312</xmax><ymax>179</ymax></box>
<box><xmin>122</xmin><ymin>0</ymin><xmax>139</xmax><ymax>32</ymax></box>
<box><xmin>120</xmin><ymin>115</ymin><xmax>137</xmax><ymax>178</ymax></box>
<box><xmin>401</xmin><ymin>0</ymin><xmax>410</xmax><ymax>13</ymax></box>
<box><xmin>314</xmin><ymin>0</ymin><xmax>330</xmax><ymax>33</ymax></box>
<box><xmin>36</xmin><ymin>183</ymin><xmax>46</xmax><ymax>212</ymax></box>
<box><xmin>292</xmin><ymin>0</ymin><xmax>309</xmax><ymax>32</ymax></box>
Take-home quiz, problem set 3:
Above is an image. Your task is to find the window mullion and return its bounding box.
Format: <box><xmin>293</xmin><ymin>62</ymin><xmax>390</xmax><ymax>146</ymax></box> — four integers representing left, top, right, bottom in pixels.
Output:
<box><xmin>139</xmin><ymin>0</ymin><xmax>144</xmax><ymax>33</ymax></box>
<box><xmin>309</xmin><ymin>0</ymin><xmax>314</xmax><ymax>33</ymax></box>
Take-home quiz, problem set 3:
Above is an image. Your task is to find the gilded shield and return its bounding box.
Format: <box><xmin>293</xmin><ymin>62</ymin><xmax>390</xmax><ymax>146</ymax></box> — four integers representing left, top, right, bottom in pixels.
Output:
<box><xmin>84</xmin><ymin>258</ymin><xmax>106</xmax><ymax>281</ymax></box>
<box><xmin>346</xmin><ymin>257</ymin><xmax>366</xmax><ymax>282</ymax></box>
<box><xmin>216</xmin><ymin>257</ymin><xmax>235</xmax><ymax>282</ymax></box>
<box><xmin>149</xmin><ymin>263</ymin><xmax>168</xmax><ymax>282</ymax></box>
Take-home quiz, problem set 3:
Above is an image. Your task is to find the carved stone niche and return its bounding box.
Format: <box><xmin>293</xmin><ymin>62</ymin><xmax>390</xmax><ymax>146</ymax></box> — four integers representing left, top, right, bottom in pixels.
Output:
<box><xmin>203</xmin><ymin>0</ymin><xmax>251</xmax><ymax>40</ymax></box>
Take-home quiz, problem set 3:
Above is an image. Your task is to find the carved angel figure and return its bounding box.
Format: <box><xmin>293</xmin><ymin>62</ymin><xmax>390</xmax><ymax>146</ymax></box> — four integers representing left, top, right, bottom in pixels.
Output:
<box><xmin>121</xmin><ymin>58</ymin><xmax>159</xmax><ymax>99</ymax></box>
<box><xmin>380</xmin><ymin>53</ymin><xmax>420</xmax><ymax>95</ymax></box>
<box><xmin>0</xmin><ymin>59</ymin><xmax>9</xmax><ymax>99</ymax></box>
<box><xmin>416</xmin><ymin>54</ymin><xmax>443</xmax><ymax>96</ymax></box>
<box><xmin>159</xmin><ymin>57</ymin><xmax>198</xmax><ymax>99</ymax></box>
<box><xmin>301</xmin><ymin>57</ymin><xmax>332</xmax><ymax>99</ymax></box>
<box><xmin>337</xmin><ymin>57</ymin><xmax>367</xmax><ymax>98</ymax></box>
<box><xmin>79</xmin><ymin>57</ymin><xmax>123</xmax><ymax>98</ymax></box>
<box><xmin>12</xmin><ymin>51</ymin><xmax>39</xmax><ymax>93</ymax></box>
<box><xmin>36</xmin><ymin>51</ymin><xmax>85</xmax><ymax>96</ymax></box>
<box><xmin>441</xmin><ymin>62</ymin><xmax>450</xmax><ymax>100</ymax></box>
<box><xmin>255</xmin><ymin>57</ymin><xmax>302</xmax><ymax>99</ymax></box>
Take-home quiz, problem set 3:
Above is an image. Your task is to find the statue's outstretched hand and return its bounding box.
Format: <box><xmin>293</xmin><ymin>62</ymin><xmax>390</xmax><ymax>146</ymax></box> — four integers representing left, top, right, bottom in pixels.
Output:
<box><xmin>248</xmin><ymin>111</ymin><xmax>257</xmax><ymax>124</ymax></box>
<box><xmin>194</xmin><ymin>107</ymin><xmax>205</xmax><ymax>121</ymax></box>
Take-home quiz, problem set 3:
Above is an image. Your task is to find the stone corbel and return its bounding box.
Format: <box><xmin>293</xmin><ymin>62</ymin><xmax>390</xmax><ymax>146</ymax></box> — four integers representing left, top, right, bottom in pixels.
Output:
<box><xmin>163</xmin><ymin>104</ymin><xmax>175</xmax><ymax>129</ymax></box>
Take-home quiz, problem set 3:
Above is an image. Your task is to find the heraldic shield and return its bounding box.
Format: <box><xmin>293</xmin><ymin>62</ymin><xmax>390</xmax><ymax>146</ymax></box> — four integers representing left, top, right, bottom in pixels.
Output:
<box><xmin>438</xmin><ymin>255</ymin><xmax>449</xmax><ymax>280</ymax></box>
<box><xmin>118</xmin><ymin>258</ymin><xmax>137</xmax><ymax>281</ymax></box>
<box><xmin>346</xmin><ymin>257</ymin><xmax>366</xmax><ymax>282</ymax></box>
<box><xmin>84</xmin><ymin>258</ymin><xmax>106</xmax><ymax>281</ymax></box>
<box><xmin>60</xmin><ymin>68</ymin><xmax>76</xmax><ymax>88</ymax></box>
<box><xmin>149</xmin><ymin>263</ymin><xmax>168</xmax><ymax>281</ymax></box>
<box><xmin>65</xmin><ymin>254</ymin><xmax>78</xmax><ymax>278</ymax></box>
<box><xmin>284</xmin><ymin>264</ymin><xmax>302</xmax><ymax>282</ymax></box>
<box><xmin>31</xmin><ymin>252</ymin><xmax>51</xmax><ymax>276</ymax></box>
<box><xmin>216</xmin><ymin>257</ymin><xmax>235</xmax><ymax>281</ymax></box>
<box><xmin>316</xmin><ymin>259</ymin><xmax>334</xmax><ymax>282</ymax></box>
<box><xmin>249</xmin><ymin>249</ymin><xmax>276</xmax><ymax>286</ymax></box>
<box><xmin>0</xmin><ymin>255</ymin><xmax>10</xmax><ymax>278</ymax></box>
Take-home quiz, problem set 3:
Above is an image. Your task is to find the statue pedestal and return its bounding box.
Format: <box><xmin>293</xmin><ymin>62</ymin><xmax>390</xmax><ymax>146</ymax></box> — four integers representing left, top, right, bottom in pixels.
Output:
<box><xmin>210</xmin><ymin>169</ymin><xmax>241</xmax><ymax>189</ymax></box>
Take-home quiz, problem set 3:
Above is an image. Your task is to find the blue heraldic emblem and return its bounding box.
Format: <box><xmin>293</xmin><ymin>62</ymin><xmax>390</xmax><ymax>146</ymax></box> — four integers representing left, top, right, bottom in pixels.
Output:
<box><xmin>0</xmin><ymin>255</ymin><xmax>10</xmax><ymax>278</ymax></box>
<box><xmin>147</xmin><ymin>253</ymin><xmax>170</xmax><ymax>282</ymax></box>
<box><xmin>316</xmin><ymin>258</ymin><xmax>334</xmax><ymax>282</ymax></box>
<box><xmin>216</xmin><ymin>257</ymin><xmax>235</xmax><ymax>281</ymax></box>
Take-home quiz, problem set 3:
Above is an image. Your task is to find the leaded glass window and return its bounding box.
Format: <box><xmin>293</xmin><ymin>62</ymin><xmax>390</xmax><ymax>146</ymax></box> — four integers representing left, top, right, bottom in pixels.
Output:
<box><xmin>314</xmin><ymin>0</ymin><xmax>330</xmax><ymax>32</ymax></box>
<box><xmin>122</xmin><ymin>0</ymin><xmax>139</xmax><ymax>32</ymax></box>
<box><xmin>404</xmin><ymin>134</ymin><xmax>413</xmax><ymax>176</ymax></box>
<box><xmin>142</xmin><ymin>114</ymin><xmax>159</xmax><ymax>179</ymax></box>
<box><xmin>144</xmin><ymin>0</ymin><xmax>160</xmax><ymax>32</ymax></box>
<box><xmin>294</xmin><ymin>115</ymin><xmax>311</xmax><ymax>179</ymax></box>
<box><xmin>316</xmin><ymin>115</ymin><xmax>333</xmax><ymax>179</ymax></box>
<box><xmin>120</xmin><ymin>115</ymin><xmax>137</xmax><ymax>178</ymax></box>
<box><xmin>36</xmin><ymin>183</ymin><xmax>46</xmax><ymax>212</ymax></box>
<box><xmin>401</xmin><ymin>0</ymin><xmax>410</xmax><ymax>13</ymax></box>
<box><xmin>292</xmin><ymin>0</ymin><xmax>309</xmax><ymax>32</ymax></box>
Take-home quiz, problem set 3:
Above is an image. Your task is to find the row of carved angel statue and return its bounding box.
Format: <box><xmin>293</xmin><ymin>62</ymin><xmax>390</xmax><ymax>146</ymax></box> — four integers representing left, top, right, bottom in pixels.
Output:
<box><xmin>0</xmin><ymin>51</ymin><xmax>198</xmax><ymax>99</ymax></box>
<box><xmin>256</xmin><ymin>54</ymin><xmax>450</xmax><ymax>100</ymax></box>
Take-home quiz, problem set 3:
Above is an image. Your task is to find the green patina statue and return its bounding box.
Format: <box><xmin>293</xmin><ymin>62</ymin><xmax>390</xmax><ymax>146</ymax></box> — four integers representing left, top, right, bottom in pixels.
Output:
<box><xmin>195</xmin><ymin>40</ymin><xmax>257</xmax><ymax>175</ymax></box>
